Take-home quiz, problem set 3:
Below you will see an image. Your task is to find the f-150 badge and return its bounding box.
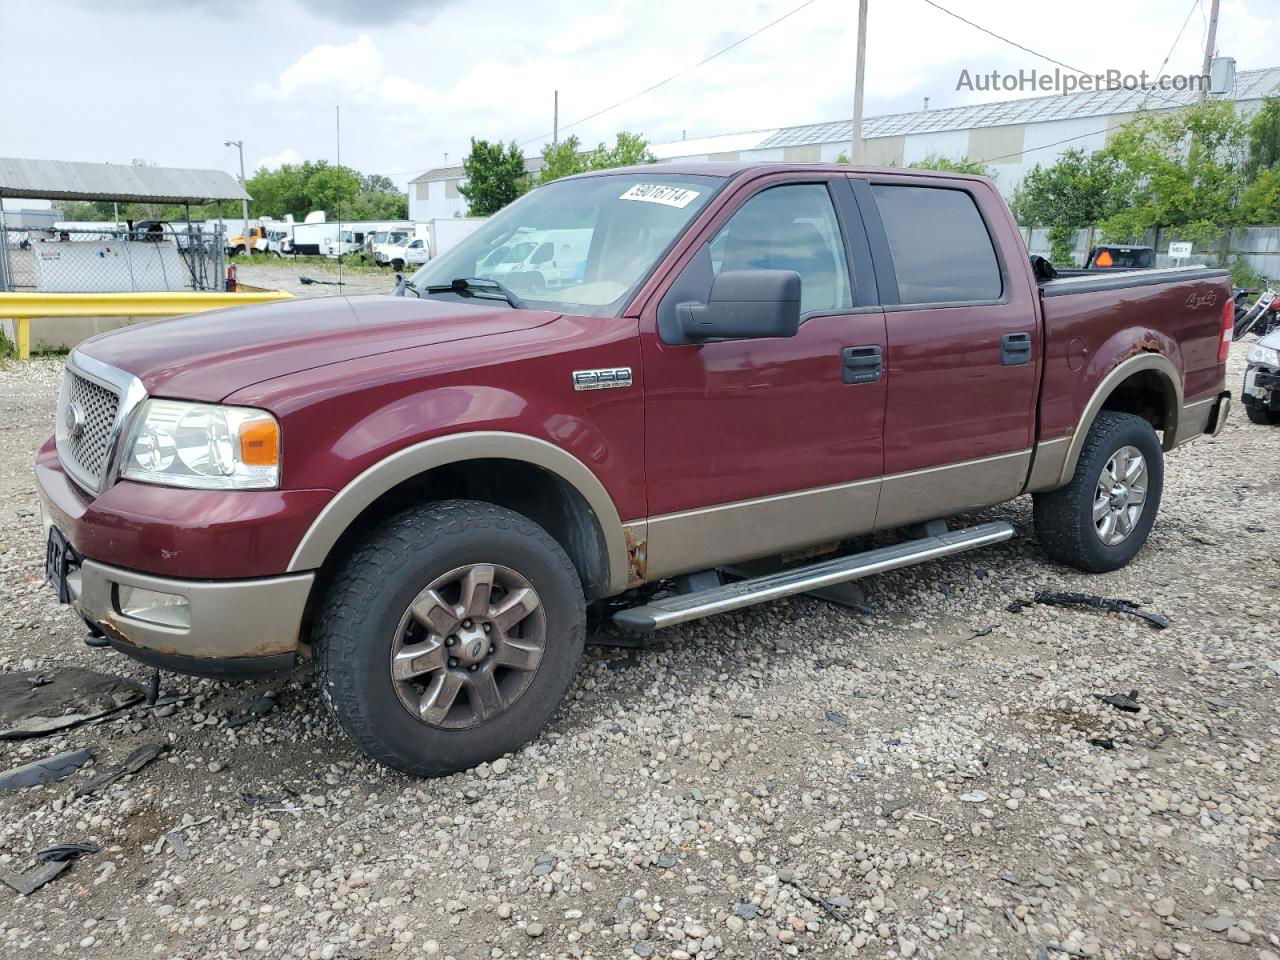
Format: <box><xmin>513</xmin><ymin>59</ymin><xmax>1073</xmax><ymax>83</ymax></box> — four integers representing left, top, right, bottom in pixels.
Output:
<box><xmin>572</xmin><ymin>368</ymin><xmax>633</xmax><ymax>391</ymax></box>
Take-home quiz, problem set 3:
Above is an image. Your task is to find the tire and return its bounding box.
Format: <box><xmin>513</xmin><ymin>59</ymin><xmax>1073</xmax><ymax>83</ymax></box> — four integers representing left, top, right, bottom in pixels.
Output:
<box><xmin>313</xmin><ymin>500</ymin><xmax>585</xmax><ymax>777</ymax></box>
<box><xmin>1033</xmin><ymin>411</ymin><xmax>1164</xmax><ymax>573</ymax></box>
<box><xmin>1246</xmin><ymin>403</ymin><xmax>1280</xmax><ymax>425</ymax></box>
<box><xmin>391</xmin><ymin>259</ymin><xmax>404</xmax><ymax>271</ymax></box>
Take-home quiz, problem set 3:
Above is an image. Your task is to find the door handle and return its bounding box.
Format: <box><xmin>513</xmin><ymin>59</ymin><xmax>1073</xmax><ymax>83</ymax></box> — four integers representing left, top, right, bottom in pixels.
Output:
<box><xmin>1002</xmin><ymin>332</ymin><xmax>1032</xmax><ymax>366</ymax></box>
<box><xmin>842</xmin><ymin>345</ymin><xmax>882</xmax><ymax>384</ymax></box>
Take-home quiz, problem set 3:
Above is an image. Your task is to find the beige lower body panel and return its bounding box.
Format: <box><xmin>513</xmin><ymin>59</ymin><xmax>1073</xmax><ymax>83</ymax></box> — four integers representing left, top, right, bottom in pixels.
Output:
<box><xmin>637</xmin><ymin>449</ymin><xmax>1034</xmax><ymax>583</ymax></box>
<box><xmin>1172</xmin><ymin>396</ymin><xmax>1216</xmax><ymax>447</ymax></box>
<box><xmin>641</xmin><ymin>478</ymin><xmax>880</xmax><ymax>582</ymax></box>
<box><xmin>872</xmin><ymin>449</ymin><xmax>1031</xmax><ymax>530</ymax></box>
<box><xmin>1025</xmin><ymin>436</ymin><xmax>1072</xmax><ymax>493</ymax></box>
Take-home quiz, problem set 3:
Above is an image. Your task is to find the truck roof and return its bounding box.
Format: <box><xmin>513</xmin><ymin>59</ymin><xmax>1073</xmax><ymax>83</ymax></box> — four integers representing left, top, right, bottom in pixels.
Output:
<box><xmin>567</xmin><ymin>161</ymin><xmax>994</xmax><ymax>185</ymax></box>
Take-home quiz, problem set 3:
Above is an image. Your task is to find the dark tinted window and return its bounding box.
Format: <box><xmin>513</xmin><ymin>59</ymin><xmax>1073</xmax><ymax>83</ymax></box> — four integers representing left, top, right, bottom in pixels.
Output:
<box><xmin>871</xmin><ymin>185</ymin><xmax>1002</xmax><ymax>304</ymax></box>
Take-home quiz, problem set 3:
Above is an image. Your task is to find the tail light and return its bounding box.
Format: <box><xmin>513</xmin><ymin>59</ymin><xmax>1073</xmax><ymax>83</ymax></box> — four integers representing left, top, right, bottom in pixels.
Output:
<box><xmin>1219</xmin><ymin>297</ymin><xmax>1233</xmax><ymax>363</ymax></box>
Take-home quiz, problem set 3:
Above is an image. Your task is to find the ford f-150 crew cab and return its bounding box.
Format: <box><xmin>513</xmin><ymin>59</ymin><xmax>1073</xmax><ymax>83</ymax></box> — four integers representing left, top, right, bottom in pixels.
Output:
<box><xmin>35</xmin><ymin>163</ymin><xmax>1234</xmax><ymax>776</ymax></box>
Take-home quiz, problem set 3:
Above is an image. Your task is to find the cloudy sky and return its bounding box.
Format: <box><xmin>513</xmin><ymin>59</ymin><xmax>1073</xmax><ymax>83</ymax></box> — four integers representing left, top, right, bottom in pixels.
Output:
<box><xmin>2</xmin><ymin>0</ymin><xmax>1276</xmax><ymax>191</ymax></box>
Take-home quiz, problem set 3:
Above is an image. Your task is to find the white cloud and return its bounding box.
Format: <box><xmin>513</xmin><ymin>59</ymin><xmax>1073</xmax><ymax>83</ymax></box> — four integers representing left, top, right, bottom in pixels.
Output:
<box><xmin>547</xmin><ymin>13</ymin><xmax>626</xmax><ymax>55</ymax></box>
<box><xmin>254</xmin><ymin>147</ymin><xmax>303</xmax><ymax>170</ymax></box>
<box><xmin>253</xmin><ymin>34</ymin><xmax>383</xmax><ymax>102</ymax></box>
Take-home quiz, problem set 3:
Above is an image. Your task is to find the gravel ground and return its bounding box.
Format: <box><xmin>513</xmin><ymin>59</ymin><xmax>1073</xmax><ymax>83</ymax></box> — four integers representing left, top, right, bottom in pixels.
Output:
<box><xmin>0</xmin><ymin>343</ymin><xmax>1277</xmax><ymax>960</ymax></box>
<box><xmin>237</xmin><ymin>260</ymin><xmax>397</xmax><ymax>298</ymax></box>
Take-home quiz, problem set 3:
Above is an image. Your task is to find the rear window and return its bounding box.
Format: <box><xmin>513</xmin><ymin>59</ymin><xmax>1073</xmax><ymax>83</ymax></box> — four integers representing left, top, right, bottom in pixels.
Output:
<box><xmin>871</xmin><ymin>185</ymin><xmax>1002</xmax><ymax>304</ymax></box>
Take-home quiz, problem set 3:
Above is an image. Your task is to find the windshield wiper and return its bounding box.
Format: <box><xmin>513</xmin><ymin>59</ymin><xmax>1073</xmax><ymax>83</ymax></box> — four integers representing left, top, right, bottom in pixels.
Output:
<box><xmin>421</xmin><ymin>276</ymin><xmax>527</xmax><ymax>310</ymax></box>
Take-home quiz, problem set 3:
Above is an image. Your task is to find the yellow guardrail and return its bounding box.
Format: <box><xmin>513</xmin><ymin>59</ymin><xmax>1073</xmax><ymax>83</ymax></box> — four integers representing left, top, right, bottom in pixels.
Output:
<box><xmin>0</xmin><ymin>290</ymin><xmax>295</xmax><ymax>360</ymax></box>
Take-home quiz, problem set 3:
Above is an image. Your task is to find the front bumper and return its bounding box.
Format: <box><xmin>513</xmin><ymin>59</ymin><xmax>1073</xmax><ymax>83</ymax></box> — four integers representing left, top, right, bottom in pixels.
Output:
<box><xmin>1243</xmin><ymin>364</ymin><xmax>1280</xmax><ymax>411</ymax></box>
<box><xmin>36</xmin><ymin>437</ymin><xmax>320</xmax><ymax>676</ymax></box>
<box><xmin>66</xmin><ymin>555</ymin><xmax>313</xmax><ymax>676</ymax></box>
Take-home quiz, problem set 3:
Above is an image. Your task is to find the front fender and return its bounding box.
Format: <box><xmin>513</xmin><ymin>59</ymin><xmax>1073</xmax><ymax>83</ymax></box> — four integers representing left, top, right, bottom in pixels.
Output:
<box><xmin>287</xmin><ymin>430</ymin><xmax>631</xmax><ymax>595</ymax></box>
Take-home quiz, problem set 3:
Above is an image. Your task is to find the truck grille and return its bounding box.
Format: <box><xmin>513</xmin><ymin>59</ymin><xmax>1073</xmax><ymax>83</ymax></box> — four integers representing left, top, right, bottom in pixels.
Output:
<box><xmin>57</xmin><ymin>369</ymin><xmax>122</xmax><ymax>492</ymax></box>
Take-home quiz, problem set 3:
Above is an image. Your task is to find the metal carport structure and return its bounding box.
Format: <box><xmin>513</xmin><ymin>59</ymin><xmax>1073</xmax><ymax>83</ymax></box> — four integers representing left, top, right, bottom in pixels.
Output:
<box><xmin>0</xmin><ymin>157</ymin><xmax>250</xmax><ymax>290</ymax></box>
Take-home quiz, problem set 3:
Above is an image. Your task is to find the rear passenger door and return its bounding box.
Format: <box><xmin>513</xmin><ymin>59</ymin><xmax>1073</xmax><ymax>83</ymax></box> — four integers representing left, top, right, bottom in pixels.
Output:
<box><xmin>852</xmin><ymin>175</ymin><xmax>1040</xmax><ymax>529</ymax></box>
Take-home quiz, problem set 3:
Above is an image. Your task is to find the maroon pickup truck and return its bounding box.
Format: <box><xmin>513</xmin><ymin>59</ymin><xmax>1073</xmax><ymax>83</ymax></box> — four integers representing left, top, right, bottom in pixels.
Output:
<box><xmin>36</xmin><ymin>163</ymin><xmax>1233</xmax><ymax>776</ymax></box>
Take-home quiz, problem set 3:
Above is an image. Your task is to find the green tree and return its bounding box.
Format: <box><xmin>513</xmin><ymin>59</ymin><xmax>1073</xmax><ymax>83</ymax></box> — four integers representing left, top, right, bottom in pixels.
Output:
<box><xmin>537</xmin><ymin>135</ymin><xmax>588</xmax><ymax>185</ymax></box>
<box><xmin>537</xmin><ymin>132</ymin><xmax>656</xmax><ymax>186</ymax></box>
<box><xmin>1238</xmin><ymin>167</ymin><xmax>1280</xmax><ymax>225</ymax></box>
<box><xmin>1245</xmin><ymin>97</ymin><xmax>1280</xmax><ymax>180</ymax></box>
<box><xmin>586</xmin><ymin>131</ymin><xmax>656</xmax><ymax>170</ymax></box>
<box><xmin>303</xmin><ymin>163</ymin><xmax>361</xmax><ymax>216</ymax></box>
<box><xmin>459</xmin><ymin>138</ymin><xmax>529</xmax><ymax>216</ymax></box>
<box><xmin>1010</xmin><ymin>148</ymin><xmax>1129</xmax><ymax>265</ymax></box>
<box><xmin>1097</xmin><ymin>101</ymin><xmax>1248</xmax><ymax>246</ymax></box>
<box><xmin>360</xmin><ymin>172</ymin><xmax>398</xmax><ymax>194</ymax></box>
<box><xmin>908</xmin><ymin>153</ymin><xmax>994</xmax><ymax>177</ymax></box>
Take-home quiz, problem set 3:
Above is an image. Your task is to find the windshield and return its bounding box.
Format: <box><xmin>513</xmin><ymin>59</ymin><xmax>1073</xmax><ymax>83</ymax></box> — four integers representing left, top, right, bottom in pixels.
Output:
<box><xmin>409</xmin><ymin>173</ymin><xmax>722</xmax><ymax>316</ymax></box>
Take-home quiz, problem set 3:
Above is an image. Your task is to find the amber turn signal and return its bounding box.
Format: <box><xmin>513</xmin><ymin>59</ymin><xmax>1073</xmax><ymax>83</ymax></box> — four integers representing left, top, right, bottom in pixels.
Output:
<box><xmin>238</xmin><ymin>417</ymin><xmax>280</xmax><ymax>467</ymax></box>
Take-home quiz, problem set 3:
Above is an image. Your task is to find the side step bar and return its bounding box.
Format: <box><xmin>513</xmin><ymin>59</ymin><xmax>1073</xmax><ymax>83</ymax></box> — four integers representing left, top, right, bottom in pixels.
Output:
<box><xmin>613</xmin><ymin>521</ymin><xmax>1014</xmax><ymax>632</ymax></box>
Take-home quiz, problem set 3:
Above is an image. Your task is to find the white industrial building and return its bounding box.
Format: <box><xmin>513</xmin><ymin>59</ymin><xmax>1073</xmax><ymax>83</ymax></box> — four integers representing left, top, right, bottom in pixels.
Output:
<box><xmin>410</xmin><ymin>65</ymin><xmax>1280</xmax><ymax>222</ymax></box>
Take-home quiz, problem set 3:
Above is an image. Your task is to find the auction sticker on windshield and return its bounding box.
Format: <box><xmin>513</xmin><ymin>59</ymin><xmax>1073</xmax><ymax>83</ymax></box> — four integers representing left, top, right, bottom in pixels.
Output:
<box><xmin>619</xmin><ymin>184</ymin><xmax>701</xmax><ymax>208</ymax></box>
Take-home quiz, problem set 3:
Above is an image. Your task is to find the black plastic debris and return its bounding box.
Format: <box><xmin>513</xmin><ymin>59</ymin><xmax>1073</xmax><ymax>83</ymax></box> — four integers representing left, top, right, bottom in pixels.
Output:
<box><xmin>0</xmin><ymin>748</ymin><xmax>94</xmax><ymax>792</ymax></box>
<box><xmin>1096</xmin><ymin>691</ymin><xmax>1141</xmax><ymax>713</ymax></box>
<box><xmin>74</xmin><ymin>743</ymin><xmax>166</xmax><ymax>798</ymax></box>
<box><xmin>35</xmin><ymin>842</ymin><xmax>100</xmax><ymax>863</ymax></box>
<box><xmin>1010</xmin><ymin>592</ymin><xmax>1168</xmax><ymax>629</ymax></box>
<box><xmin>0</xmin><ymin>669</ymin><xmax>143</xmax><ymax>739</ymax></box>
<box><xmin>226</xmin><ymin>693</ymin><xmax>277</xmax><ymax>729</ymax></box>
<box><xmin>1</xmin><ymin>860</ymin><xmax>70</xmax><ymax>896</ymax></box>
<box><xmin>1088</xmin><ymin>737</ymin><xmax>1115</xmax><ymax>750</ymax></box>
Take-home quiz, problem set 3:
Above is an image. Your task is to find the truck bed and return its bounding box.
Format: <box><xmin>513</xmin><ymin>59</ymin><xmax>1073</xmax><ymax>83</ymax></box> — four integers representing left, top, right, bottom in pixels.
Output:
<box><xmin>1039</xmin><ymin>265</ymin><xmax>1228</xmax><ymax>297</ymax></box>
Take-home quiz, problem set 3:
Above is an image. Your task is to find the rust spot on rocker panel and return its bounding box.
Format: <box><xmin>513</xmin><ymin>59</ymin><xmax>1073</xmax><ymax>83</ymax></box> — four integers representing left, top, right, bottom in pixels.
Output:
<box><xmin>624</xmin><ymin>527</ymin><xmax>648</xmax><ymax>586</ymax></box>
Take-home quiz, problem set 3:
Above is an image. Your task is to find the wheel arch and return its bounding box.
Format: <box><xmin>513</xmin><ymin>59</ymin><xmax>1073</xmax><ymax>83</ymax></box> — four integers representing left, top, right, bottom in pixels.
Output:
<box><xmin>290</xmin><ymin>432</ymin><xmax>629</xmax><ymax>599</ymax></box>
<box><xmin>1056</xmin><ymin>352</ymin><xmax>1182</xmax><ymax>487</ymax></box>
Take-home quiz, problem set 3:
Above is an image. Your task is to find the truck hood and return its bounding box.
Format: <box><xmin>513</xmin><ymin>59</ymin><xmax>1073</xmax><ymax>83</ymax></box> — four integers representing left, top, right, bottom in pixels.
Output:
<box><xmin>79</xmin><ymin>295</ymin><xmax>560</xmax><ymax>403</ymax></box>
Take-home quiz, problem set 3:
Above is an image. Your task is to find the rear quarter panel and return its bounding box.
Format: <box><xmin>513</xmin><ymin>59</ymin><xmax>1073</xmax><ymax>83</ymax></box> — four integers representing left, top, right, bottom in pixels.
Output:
<box><xmin>1038</xmin><ymin>272</ymin><xmax>1230</xmax><ymax>445</ymax></box>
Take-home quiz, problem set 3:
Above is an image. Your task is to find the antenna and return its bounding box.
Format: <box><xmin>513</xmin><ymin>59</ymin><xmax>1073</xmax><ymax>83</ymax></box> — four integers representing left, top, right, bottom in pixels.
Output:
<box><xmin>336</xmin><ymin>104</ymin><xmax>343</xmax><ymax>291</ymax></box>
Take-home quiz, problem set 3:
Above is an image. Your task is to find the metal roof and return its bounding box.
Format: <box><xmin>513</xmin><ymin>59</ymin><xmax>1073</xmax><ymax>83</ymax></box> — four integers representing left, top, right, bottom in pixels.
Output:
<box><xmin>759</xmin><ymin>66</ymin><xmax>1280</xmax><ymax>146</ymax></box>
<box><xmin>0</xmin><ymin>157</ymin><xmax>251</xmax><ymax>204</ymax></box>
<box><xmin>411</xmin><ymin>155</ymin><xmax>546</xmax><ymax>185</ymax></box>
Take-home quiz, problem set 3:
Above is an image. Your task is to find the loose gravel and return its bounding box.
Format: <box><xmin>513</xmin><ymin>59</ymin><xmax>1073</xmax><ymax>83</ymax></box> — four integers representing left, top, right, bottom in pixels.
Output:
<box><xmin>0</xmin><ymin>342</ymin><xmax>1277</xmax><ymax>959</ymax></box>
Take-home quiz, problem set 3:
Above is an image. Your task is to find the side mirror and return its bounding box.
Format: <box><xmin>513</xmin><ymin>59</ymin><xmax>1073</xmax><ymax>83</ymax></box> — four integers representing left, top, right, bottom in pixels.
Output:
<box><xmin>678</xmin><ymin>269</ymin><xmax>801</xmax><ymax>341</ymax></box>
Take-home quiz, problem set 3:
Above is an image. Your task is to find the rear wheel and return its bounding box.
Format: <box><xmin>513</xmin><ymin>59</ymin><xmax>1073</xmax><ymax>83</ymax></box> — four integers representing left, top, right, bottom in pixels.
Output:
<box><xmin>314</xmin><ymin>500</ymin><xmax>585</xmax><ymax>777</ymax></box>
<box><xmin>1033</xmin><ymin>412</ymin><xmax>1164</xmax><ymax>572</ymax></box>
<box><xmin>391</xmin><ymin>258</ymin><xmax>404</xmax><ymax>271</ymax></box>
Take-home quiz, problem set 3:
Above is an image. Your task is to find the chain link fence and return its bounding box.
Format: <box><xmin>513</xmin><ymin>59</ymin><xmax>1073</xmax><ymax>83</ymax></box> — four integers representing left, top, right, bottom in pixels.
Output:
<box><xmin>0</xmin><ymin>223</ymin><xmax>225</xmax><ymax>292</ymax></box>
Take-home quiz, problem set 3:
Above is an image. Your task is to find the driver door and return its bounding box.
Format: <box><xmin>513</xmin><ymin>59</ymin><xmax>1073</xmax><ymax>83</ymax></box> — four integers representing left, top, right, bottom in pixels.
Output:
<box><xmin>638</xmin><ymin>175</ymin><xmax>887</xmax><ymax>580</ymax></box>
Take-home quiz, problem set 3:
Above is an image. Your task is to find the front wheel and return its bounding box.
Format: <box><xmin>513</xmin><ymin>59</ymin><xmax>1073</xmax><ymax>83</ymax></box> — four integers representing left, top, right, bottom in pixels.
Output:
<box><xmin>1246</xmin><ymin>402</ymin><xmax>1280</xmax><ymax>425</ymax></box>
<box><xmin>313</xmin><ymin>500</ymin><xmax>585</xmax><ymax>777</ymax></box>
<box><xmin>1033</xmin><ymin>412</ymin><xmax>1164</xmax><ymax>572</ymax></box>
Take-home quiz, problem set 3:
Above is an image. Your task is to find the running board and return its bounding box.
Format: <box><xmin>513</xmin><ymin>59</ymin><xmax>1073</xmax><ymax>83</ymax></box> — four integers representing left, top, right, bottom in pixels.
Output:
<box><xmin>613</xmin><ymin>521</ymin><xmax>1014</xmax><ymax>632</ymax></box>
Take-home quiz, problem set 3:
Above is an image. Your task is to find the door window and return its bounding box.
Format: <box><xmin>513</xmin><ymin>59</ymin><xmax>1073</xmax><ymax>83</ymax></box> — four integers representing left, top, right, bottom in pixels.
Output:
<box><xmin>870</xmin><ymin>185</ymin><xmax>1002</xmax><ymax>304</ymax></box>
<box><xmin>709</xmin><ymin>184</ymin><xmax>852</xmax><ymax>315</ymax></box>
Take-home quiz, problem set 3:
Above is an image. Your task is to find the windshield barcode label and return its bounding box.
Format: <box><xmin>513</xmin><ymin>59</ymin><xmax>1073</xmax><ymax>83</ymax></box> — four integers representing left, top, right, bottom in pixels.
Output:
<box><xmin>618</xmin><ymin>184</ymin><xmax>700</xmax><ymax>208</ymax></box>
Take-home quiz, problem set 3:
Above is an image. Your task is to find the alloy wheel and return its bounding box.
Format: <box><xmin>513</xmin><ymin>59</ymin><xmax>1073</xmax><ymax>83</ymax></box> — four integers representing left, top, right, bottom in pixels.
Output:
<box><xmin>389</xmin><ymin>563</ymin><xmax>545</xmax><ymax>730</ymax></box>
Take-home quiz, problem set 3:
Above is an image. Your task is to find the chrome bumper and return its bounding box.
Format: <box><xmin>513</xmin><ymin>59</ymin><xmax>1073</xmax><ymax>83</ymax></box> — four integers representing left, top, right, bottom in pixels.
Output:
<box><xmin>69</xmin><ymin>558</ymin><xmax>313</xmax><ymax>675</ymax></box>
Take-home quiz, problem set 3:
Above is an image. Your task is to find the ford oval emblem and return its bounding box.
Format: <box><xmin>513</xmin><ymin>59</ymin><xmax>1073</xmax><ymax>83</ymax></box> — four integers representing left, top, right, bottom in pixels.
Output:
<box><xmin>65</xmin><ymin>401</ymin><xmax>86</xmax><ymax>440</ymax></box>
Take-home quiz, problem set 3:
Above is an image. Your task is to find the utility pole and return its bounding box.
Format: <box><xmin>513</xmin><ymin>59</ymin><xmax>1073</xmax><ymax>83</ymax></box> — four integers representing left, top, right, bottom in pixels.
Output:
<box><xmin>224</xmin><ymin>139</ymin><xmax>249</xmax><ymax>256</ymax></box>
<box><xmin>1198</xmin><ymin>0</ymin><xmax>1220</xmax><ymax>102</ymax></box>
<box><xmin>553</xmin><ymin>90</ymin><xmax>559</xmax><ymax>147</ymax></box>
<box><xmin>850</xmin><ymin>0</ymin><xmax>868</xmax><ymax>163</ymax></box>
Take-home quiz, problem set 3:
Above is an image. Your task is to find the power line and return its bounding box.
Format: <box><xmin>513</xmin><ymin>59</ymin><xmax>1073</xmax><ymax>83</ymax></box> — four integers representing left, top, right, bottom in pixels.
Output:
<box><xmin>919</xmin><ymin>0</ymin><xmax>1186</xmax><ymax>111</ymax></box>
<box><xmin>1136</xmin><ymin>0</ymin><xmax>1201</xmax><ymax>112</ymax></box>
<box><xmin>516</xmin><ymin>0</ymin><xmax>824</xmax><ymax>148</ymax></box>
<box><xmin>918</xmin><ymin>0</ymin><xmax>1085</xmax><ymax>75</ymax></box>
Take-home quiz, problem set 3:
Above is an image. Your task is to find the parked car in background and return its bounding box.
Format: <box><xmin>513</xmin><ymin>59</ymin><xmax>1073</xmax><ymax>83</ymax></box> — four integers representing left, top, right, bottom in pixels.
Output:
<box><xmin>1243</xmin><ymin>327</ymin><xmax>1280</xmax><ymax>425</ymax></box>
<box><xmin>35</xmin><ymin>163</ymin><xmax>1233</xmax><ymax>778</ymax></box>
<box><xmin>1085</xmin><ymin>245</ymin><xmax>1155</xmax><ymax>270</ymax></box>
<box><xmin>370</xmin><ymin>229</ymin><xmax>412</xmax><ymax>265</ymax></box>
<box><xmin>376</xmin><ymin>236</ymin><xmax>429</xmax><ymax>270</ymax></box>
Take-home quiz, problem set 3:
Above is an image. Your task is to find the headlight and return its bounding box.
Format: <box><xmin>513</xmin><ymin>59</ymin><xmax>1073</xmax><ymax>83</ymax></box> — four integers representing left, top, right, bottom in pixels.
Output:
<box><xmin>121</xmin><ymin>400</ymin><xmax>280</xmax><ymax>490</ymax></box>
<box><xmin>1247</xmin><ymin>344</ymin><xmax>1280</xmax><ymax>368</ymax></box>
